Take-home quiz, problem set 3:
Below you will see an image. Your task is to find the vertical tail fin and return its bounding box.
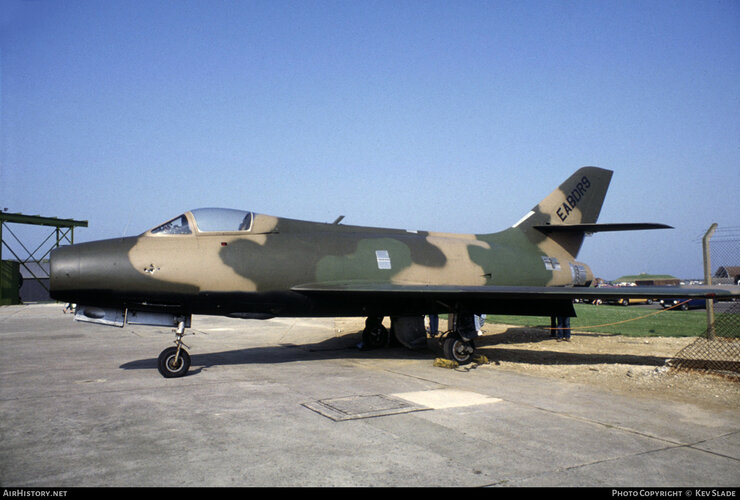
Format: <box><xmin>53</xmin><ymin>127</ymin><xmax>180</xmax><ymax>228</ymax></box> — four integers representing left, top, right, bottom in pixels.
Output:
<box><xmin>511</xmin><ymin>167</ymin><xmax>613</xmax><ymax>257</ymax></box>
<box><xmin>513</xmin><ymin>167</ymin><xmax>613</xmax><ymax>229</ymax></box>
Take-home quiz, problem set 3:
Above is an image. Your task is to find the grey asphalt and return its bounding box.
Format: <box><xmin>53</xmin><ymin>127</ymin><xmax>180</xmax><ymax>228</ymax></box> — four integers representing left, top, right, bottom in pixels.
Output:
<box><xmin>1</xmin><ymin>303</ymin><xmax>738</xmax><ymax>487</ymax></box>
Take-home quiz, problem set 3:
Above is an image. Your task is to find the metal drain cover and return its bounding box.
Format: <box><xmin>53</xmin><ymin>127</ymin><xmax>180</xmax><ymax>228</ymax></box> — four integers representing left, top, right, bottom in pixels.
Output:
<box><xmin>302</xmin><ymin>394</ymin><xmax>429</xmax><ymax>421</ymax></box>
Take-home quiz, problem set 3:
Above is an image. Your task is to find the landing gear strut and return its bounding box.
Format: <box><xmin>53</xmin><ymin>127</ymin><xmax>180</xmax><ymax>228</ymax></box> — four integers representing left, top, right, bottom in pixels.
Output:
<box><xmin>157</xmin><ymin>318</ymin><xmax>191</xmax><ymax>378</ymax></box>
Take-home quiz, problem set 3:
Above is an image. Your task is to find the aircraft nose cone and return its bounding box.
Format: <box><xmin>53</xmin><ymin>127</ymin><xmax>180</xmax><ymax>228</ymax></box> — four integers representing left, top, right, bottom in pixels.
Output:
<box><xmin>49</xmin><ymin>245</ymin><xmax>80</xmax><ymax>300</ymax></box>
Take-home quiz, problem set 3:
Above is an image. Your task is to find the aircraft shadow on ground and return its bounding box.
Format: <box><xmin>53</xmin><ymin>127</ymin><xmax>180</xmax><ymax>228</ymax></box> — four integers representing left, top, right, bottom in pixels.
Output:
<box><xmin>119</xmin><ymin>329</ymin><xmax>433</xmax><ymax>374</ymax></box>
<box><xmin>119</xmin><ymin>325</ymin><xmax>674</xmax><ymax>374</ymax></box>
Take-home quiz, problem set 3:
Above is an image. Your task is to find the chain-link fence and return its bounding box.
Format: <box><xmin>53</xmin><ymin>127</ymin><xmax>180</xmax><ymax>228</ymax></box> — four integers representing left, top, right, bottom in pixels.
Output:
<box><xmin>670</xmin><ymin>226</ymin><xmax>740</xmax><ymax>375</ymax></box>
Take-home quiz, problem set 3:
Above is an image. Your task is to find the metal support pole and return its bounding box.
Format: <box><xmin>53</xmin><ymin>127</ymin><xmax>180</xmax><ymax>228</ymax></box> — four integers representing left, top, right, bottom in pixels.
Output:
<box><xmin>703</xmin><ymin>223</ymin><xmax>717</xmax><ymax>340</ymax></box>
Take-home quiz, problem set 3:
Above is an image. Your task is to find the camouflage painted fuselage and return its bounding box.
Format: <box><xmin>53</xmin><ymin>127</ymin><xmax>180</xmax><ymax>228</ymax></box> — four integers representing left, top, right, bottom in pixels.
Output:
<box><xmin>50</xmin><ymin>167</ymin><xmax>612</xmax><ymax>318</ymax></box>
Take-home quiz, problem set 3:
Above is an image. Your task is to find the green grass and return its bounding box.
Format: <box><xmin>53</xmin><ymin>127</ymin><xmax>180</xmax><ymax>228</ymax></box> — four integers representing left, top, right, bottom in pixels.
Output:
<box><xmin>485</xmin><ymin>303</ymin><xmax>708</xmax><ymax>338</ymax></box>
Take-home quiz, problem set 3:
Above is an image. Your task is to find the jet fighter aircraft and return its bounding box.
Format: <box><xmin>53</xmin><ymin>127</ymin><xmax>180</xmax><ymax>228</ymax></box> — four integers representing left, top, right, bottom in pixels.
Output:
<box><xmin>50</xmin><ymin>167</ymin><xmax>739</xmax><ymax>377</ymax></box>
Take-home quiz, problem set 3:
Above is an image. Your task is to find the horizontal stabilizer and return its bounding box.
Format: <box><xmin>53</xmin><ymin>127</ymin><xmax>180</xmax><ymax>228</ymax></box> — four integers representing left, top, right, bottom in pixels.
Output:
<box><xmin>533</xmin><ymin>223</ymin><xmax>672</xmax><ymax>234</ymax></box>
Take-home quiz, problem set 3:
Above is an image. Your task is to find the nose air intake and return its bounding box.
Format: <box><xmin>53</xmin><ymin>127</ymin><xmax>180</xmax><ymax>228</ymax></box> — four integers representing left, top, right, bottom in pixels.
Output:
<box><xmin>49</xmin><ymin>236</ymin><xmax>140</xmax><ymax>305</ymax></box>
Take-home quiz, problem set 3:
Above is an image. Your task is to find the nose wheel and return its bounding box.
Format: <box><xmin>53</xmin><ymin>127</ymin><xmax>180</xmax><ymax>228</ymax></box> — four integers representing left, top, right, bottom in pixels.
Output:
<box><xmin>157</xmin><ymin>318</ymin><xmax>191</xmax><ymax>378</ymax></box>
<box><xmin>158</xmin><ymin>346</ymin><xmax>191</xmax><ymax>378</ymax></box>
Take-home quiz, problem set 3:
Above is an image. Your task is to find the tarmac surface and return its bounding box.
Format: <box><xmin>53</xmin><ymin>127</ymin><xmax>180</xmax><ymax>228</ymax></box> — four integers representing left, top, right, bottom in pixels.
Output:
<box><xmin>1</xmin><ymin>303</ymin><xmax>738</xmax><ymax>487</ymax></box>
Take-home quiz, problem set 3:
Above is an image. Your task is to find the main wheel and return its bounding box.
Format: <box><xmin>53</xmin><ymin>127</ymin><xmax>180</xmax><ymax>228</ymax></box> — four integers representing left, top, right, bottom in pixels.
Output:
<box><xmin>443</xmin><ymin>336</ymin><xmax>475</xmax><ymax>365</ymax></box>
<box><xmin>158</xmin><ymin>346</ymin><xmax>191</xmax><ymax>378</ymax></box>
<box><xmin>362</xmin><ymin>324</ymin><xmax>389</xmax><ymax>349</ymax></box>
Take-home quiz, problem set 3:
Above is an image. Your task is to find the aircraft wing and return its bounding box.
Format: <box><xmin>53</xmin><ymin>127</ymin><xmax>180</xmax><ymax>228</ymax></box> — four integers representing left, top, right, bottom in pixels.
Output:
<box><xmin>292</xmin><ymin>282</ymin><xmax>740</xmax><ymax>302</ymax></box>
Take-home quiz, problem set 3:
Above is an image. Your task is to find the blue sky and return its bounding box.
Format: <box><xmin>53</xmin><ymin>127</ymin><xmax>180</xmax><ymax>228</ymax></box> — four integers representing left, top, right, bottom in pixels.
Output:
<box><xmin>1</xmin><ymin>0</ymin><xmax>738</xmax><ymax>280</ymax></box>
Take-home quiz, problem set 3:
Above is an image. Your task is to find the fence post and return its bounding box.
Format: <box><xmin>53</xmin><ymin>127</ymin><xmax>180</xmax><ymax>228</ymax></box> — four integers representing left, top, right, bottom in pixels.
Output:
<box><xmin>703</xmin><ymin>223</ymin><xmax>717</xmax><ymax>340</ymax></box>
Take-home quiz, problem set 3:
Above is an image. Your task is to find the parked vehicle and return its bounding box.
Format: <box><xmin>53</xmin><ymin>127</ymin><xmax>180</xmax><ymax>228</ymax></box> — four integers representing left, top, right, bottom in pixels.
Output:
<box><xmin>606</xmin><ymin>297</ymin><xmax>653</xmax><ymax>306</ymax></box>
<box><xmin>660</xmin><ymin>298</ymin><xmax>707</xmax><ymax>310</ymax></box>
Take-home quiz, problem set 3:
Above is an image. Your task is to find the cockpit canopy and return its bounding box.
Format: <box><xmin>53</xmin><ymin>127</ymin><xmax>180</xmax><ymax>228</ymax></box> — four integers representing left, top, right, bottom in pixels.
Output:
<box><xmin>190</xmin><ymin>208</ymin><xmax>253</xmax><ymax>232</ymax></box>
<box><xmin>150</xmin><ymin>208</ymin><xmax>253</xmax><ymax>235</ymax></box>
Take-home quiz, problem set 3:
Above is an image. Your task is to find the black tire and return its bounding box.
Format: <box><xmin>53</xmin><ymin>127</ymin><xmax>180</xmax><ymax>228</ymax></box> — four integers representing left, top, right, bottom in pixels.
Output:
<box><xmin>362</xmin><ymin>324</ymin><xmax>389</xmax><ymax>349</ymax></box>
<box><xmin>443</xmin><ymin>336</ymin><xmax>475</xmax><ymax>365</ymax></box>
<box><xmin>158</xmin><ymin>347</ymin><xmax>191</xmax><ymax>378</ymax></box>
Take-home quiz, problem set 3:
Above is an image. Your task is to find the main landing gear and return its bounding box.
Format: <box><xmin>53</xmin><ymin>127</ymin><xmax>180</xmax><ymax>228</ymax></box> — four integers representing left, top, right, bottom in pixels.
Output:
<box><xmin>360</xmin><ymin>314</ymin><xmax>480</xmax><ymax>365</ymax></box>
<box><xmin>361</xmin><ymin>316</ymin><xmax>390</xmax><ymax>349</ymax></box>
<box><xmin>157</xmin><ymin>318</ymin><xmax>191</xmax><ymax>378</ymax></box>
<box><xmin>441</xmin><ymin>334</ymin><xmax>476</xmax><ymax>365</ymax></box>
<box><xmin>437</xmin><ymin>313</ymin><xmax>480</xmax><ymax>365</ymax></box>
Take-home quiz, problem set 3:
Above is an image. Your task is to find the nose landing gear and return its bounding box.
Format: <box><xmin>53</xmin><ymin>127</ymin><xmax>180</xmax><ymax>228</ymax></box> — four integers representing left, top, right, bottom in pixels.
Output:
<box><xmin>157</xmin><ymin>318</ymin><xmax>191</xmax><ymax>378</ymax></box>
